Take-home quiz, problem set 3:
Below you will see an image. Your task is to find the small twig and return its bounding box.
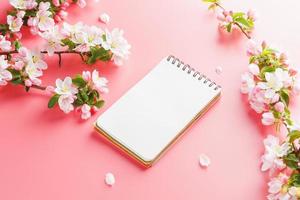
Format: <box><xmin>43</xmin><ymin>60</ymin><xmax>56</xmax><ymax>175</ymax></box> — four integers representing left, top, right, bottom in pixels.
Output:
<box><xmin>0</xmin><ymin>50</ymin><xmax>87</xmax><ymax>66</ymax></box>
<box><xmin>30</xmin><ymin>84</ymin><xmax>46</xmax><ymax>90</ymax></box>
<box><xmin>234</xmin><ymin>22</ymin><xmax>252</xmax><ymax>39</ymax></box>
<box><xmin>214</xmin><ymin>2</ymin><xmax>252</xmax><ymax>39</ymax></box>
<box><xmin>215</xmin><ymin>2</ymin><xmax>225</xmax><ymax>11</ymax></box>
<box><xmin>58</xmin><ymin>53</ymin><xmax>62</xmax><ymax>67</ymax></box>
<box><xmin>79</xmin><ymin>53</ymin><xmax>85</xmax><ymax>62</ymax></box>
<box><xmin>20</xmin><ymin>82</ymin><xmax>46</xmax><ymax>91</ymax></box>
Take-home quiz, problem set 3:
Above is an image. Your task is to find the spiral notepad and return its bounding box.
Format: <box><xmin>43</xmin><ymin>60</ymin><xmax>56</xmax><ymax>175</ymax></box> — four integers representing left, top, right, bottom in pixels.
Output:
<box><xmin>95</xmin><ymin>55</ymin><xmax>221</xmax><ymax>167</ymax></box>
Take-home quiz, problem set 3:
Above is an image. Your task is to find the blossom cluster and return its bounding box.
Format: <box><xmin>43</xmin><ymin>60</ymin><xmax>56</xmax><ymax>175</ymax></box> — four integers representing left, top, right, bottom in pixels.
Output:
<box><xmin>241</xmin><ymin>40</ymin><xmax>300</xmax><ymax>200</ymax></box>
<box><xmin>47</xmin><ymin>70</ymin><xmax>108</xmax><ymax>119</ymax></box>
<box><xmin>0</xmin><ymin>46</ymin><xmax>47</xmax><ymax>88</ymax></box>
<box><xmin>203</xmin><ymin>1</ymin><xmax>300</xmax><ymax>199</ymax></box>
<box><xmin>262</xmin><ymin>134</ymin><xmax>300</xmax><ymax>200</ymax></box>
<box><xmin>40</xmin><ymin>22</ymin><xmax>131</xmax><ymax>65</ymax></box>
<box><xmin>241</xmin><ymin>40</ymin><xmax>300</xmax><ymax>126</ymax></box>
<box><xmin>2</xmin><ymin>0</ymin><xmax>86</xmax><ymax>38</ymax></box>
<box><xmin>203</xmin><ymin>0</ymin><xmax>256</xmax><ymax>38</ymax></box>
<box><xmin>0</xmin><ymin>0</ymin><xmax>131</xmax><ymax>120</ymax></box>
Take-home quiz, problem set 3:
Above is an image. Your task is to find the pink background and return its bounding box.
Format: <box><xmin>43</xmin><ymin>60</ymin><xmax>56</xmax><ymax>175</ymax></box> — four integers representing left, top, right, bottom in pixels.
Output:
<box><xmin>1</xmin><ymin>0</ymin><xmax>300</xmax><ymax>199</ymax></box>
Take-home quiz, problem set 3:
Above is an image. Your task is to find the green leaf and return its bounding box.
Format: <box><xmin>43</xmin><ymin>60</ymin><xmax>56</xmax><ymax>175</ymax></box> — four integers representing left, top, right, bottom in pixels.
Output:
<box><xmin>94</xmin><ymin>100</ymin><xmax>105</xmax><ymax>108</ymax></box>
<box><xmin>226</xmin><ymin>23</ymin><xmax>232</xmax><ymax>32</ymax></box>
<box><xmin>61</xmin><ymin>38</ymin><xmax>76</xmax><ymax>50</ymax></box>
<box><xmin>289</xmin><ymin>131</ymin><xmax>300</xmax><ymax>143</ymax></box>
<box><xmin>48</xmin><ymin>94</ymin><xmax>60</xmax><ymax>108</ymax></box>
<box><xmin>280</xmin><ymin>89</ymin><xmax>290</xmax><ymax>106</ymax></box>
<box><xmin>79</xmin><ymin>89</ymin><xmax>89</xmax><ymax>102</ymax></box>
<box><xmin>74</xmin><ymin>98</ymin><xmax>84</xmax><ymax>107</ymax></box>
<box><xmin>289</xmin><ymin>173</ymin><xmax>300</xmax><ymax>187</ymax></box>
<box><xmin>284</xmin><ymin>153</ymin><xmax>299</xmax><ymax>170</ymax></box>
<box><xmin>235</xmin><ymin>17</ymin><xmax>251</xmax><ymax>28</ymax></box>
<box><xmin>232</xmin><ymin>12</ymin><xmax>245</xmax><ymax>20</ymax></box>
<box><xmin>13</xmin><ymin>40</ymin><xmax>22</xmax><ymax>50</ymax></box>
<box><xmin>208</xmin><ymin>4</ymin><xmax>216</xmax><ymax>10</ymax></box>
<box><xmin>87</xmin><ymin>90</ymin><xmax>99</xmax><ymax>104</ymax></box>
<box><xmin>260</xmin><ymin>66</ymin><xmax>275</xmax><ymax>79</ymax></box>
<box><xmin>86</xmin><ymin>47</ymin><xmax>111</xmax><ymax>64</ymax></box>
<box><xmin>0</xmin><ymin>24</ymin><xmax>9</xmax><ymax>35</ymax></box>
<box><xmin>8</xmin><ymin>69</ymin><xmax>23</xmax><ymax>85</ymax></box>
<box><xmin>72</xmin><ymin>75</ymin><xmax>86</xmax><ymax>88</ymax></box>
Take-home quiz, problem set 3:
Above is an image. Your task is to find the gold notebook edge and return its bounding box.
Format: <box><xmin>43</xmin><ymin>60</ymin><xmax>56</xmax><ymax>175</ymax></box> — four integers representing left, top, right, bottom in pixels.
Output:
<box><xmin>94</xmin><ymin>91</ymin><xmax>221</xmax><ymax>168</ymax></box>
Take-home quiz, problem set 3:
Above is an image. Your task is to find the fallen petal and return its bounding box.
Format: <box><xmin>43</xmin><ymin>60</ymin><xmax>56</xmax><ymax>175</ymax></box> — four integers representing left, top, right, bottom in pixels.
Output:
<box><xmin>199</xmin><ymin>154</ymin><xmax>211</xmax><ymax>167</ymax></box>
<box><xmin>105</xmin><ymin>172</ymin><xmax>115</xmax><ymax>186</ymax></box>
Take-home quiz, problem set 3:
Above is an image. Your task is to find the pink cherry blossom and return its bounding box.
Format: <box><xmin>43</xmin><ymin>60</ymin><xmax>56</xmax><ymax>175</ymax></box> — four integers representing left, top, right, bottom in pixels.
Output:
<box><xmin>92</xmin><ymin>70</ymin><xmax>109</xmax><ymax>93</ymax></box>
<box><xmin>14</xmin><ymin>60</ymin><xmax>25</xmax><ymax>70</ymax></box>
<box><xmin>246</xmin><ymin>39</ymin><xmax>262</xmax><ymax>56</ymax></box>
<box><xmin>262</xmin><ymin>112</ymin><xmax>275</xmax><ymax>126</ymax></box>
<box><xmin>248</xmin><ymin>63</ymin><xmax>260</xmax><ymax>75</ymax></box>
<box><xmin>77</xmin><ymin>0</ymin><xmax>87</xmax><ymax>8</ymax></box>
<box><xmin>82</xmin><ymin>71</ymin><xmax>91</xmax><ymax>81</ymax></box>
<box><xmin>0</xmin><ymin>35</ymin><xmax>12</xmax><ymax>52</ymax></box>
<box><xmin>247</xmin><ymin>9</ymin><xmax>257</xmax><ymax>21</ymax></box>
<box><xmin>7</xmin><ymin>15</ymin><xmax>23</xmax><ymax>33</ymax></box>
<box><xmin>58</xmin><ymin>94</ymin><xmax>75</xmax><ymax>114</ymax></box>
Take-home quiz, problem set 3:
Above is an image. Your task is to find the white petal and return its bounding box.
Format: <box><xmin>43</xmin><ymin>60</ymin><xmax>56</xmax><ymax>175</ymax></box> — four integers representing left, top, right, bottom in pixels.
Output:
<box><xmin>105</xmin><ymin>172</ymin><xmax>115</xmax><ymax>186</ymax></box>
<box><xmin>199</xmin><ymin>154</ymin><xmax>211</xmax><ymax>167</ymax></box>
<box><xmin>215</xmin><ymin>66</ymin><xmax>222</xmax><ymax>75</ymax></box>
<box><xmin>99</xmin><ymin>13</ymin><xmax>110</xmax><ymax>24</ymax></box>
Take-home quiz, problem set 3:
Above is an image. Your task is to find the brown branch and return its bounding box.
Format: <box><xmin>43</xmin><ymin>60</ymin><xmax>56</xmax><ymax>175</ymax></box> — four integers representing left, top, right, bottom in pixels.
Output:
<box><xmin>30</xmin><ymin>84</ymin><xmax>46</xmax><ymax>90</ymax></box>
<box><xmin>0</xmin><ymin>50</ymin><xmax>86</xmax><ymax>56</ymax></box>
<box><xmin>234</xmin><ymin>22</ymin><xmax>252</xmax><ymax>39</ymax></box>
<box><xmin>0</xmin><ymin>50</ymin><xmax>87</xmax><ymax>66</ymax></box>
<box><xmin>215</xmin><ymin>2</ymin><xmax>225</xmax><ymax>11</ymax></box>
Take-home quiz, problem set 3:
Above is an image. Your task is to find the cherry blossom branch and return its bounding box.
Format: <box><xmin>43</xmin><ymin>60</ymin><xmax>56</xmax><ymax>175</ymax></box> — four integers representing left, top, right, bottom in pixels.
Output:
<box><xmin>233</xmin><ymin>22</ymin><xmax>252</xmax><ymax>39</ymax></box>
<box><xmin>0</xmin><ymin>50</ymin><xmax>84</xmax><ymax>56</ymax></box>
<box><xmin>203</xmin><ymin>0</ymin><xmax>255</xmax><ymax>39</ymax></box>
<box><xmin>0</xmin><ymin>1</ymin><xmax>131</xmax><ymax>121</ymax></box>
<box><xmin>0</xmin><ymin>50</ymin><xmax>86</xmax><ymax>66</ymax></box>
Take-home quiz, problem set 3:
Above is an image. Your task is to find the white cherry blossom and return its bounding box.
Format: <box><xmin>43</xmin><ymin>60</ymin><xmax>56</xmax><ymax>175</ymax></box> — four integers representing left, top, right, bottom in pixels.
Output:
<box><xmin>54</xmin><ymin>77</ymin><xmax>78</xmax><ymax>96</ymax></box>
<box><xmin>0</xmin><ymin>35</ymin><xmax>12</xmax><ymax>52</ymax></box>
<box><xmin>102</xmin><ymin>28</ymin><xmax>131</xmax><ymax>65</ymax></box>
<box><xmin>261</xmin><ymin>135</ymin><xmax>290</xmax><ymax>172</ymax></box>
<box><xmin>0</xmin><ymin>56</ymin><xmax>12</xmax><ymax>86</ymax></box>
<box><xmin>58</xmin><ymin>94</ymin><xmax>75</xmax><ymax>114</ymax></box>
<box><xmin>92</xmin><ymin>70</ymin><xmax>109</xmax><ymax>93</ymax></box>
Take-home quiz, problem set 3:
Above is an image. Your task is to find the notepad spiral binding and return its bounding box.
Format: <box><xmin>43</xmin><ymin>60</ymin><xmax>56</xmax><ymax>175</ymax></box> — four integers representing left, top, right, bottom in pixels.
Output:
<box><xmin>167</xmin><ymin>55</ymin><xmax>221</xmax><ymax>90</ymax></box>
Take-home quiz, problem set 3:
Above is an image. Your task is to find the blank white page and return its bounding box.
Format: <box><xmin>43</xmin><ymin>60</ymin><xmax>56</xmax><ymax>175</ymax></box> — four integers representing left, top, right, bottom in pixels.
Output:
<box><xmin>96</xmin><ymin>56</ymin><xmax>221</xmax><ymax>163</ymax></box>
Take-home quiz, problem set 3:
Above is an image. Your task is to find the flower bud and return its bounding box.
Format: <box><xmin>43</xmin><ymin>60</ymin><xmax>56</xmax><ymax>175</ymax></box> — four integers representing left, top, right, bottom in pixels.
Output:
<box><xmin>248</xmin><ymin>63</ymin><xmax>260</xmax><ymax>75</ymax></box>
<box><xmin>52</xmin><ymin>0</ymin><xmax>60</xmax><ymax>7</ymax></box>
<box><xmin>247</xmin><ymin>9</ymin><xmax>257</xmax><ymax>21</ymax></box>
<box><xmin>261</xmin><ymin>40</ymin><xmax>267</xmax><ymax>49</ymax></box>
<box><xmin>54</xmin><ymin>15</ymin><xmax>62</xmax><ymax>22</ymax></box>
<box><xmin>274</xmin><ymin>102</ymin><xmax>285</xmax><ymax>113</ymax></box>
